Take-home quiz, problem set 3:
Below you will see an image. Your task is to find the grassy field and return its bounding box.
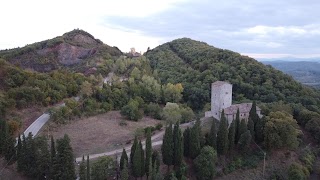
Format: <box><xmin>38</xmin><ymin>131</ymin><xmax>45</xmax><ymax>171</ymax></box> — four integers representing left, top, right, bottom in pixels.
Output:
<box><xmin>39</xmin><ymin>111</ymin><xmax>161</xmax><ymax>157</ymax></box>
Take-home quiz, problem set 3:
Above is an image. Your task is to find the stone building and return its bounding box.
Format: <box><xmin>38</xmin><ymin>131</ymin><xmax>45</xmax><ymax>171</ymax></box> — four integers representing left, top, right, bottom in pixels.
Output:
<box><xmin>205</xmin><ymin>81</ymin><xmax>262</xmax><ymax>124</ymax></box>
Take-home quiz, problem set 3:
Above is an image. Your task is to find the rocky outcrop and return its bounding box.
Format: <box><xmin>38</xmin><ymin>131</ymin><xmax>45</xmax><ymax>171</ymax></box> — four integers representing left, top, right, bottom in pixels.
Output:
<box><xmin>0</xmin><ymin>29</ymin><xmax>122</xmax><ymax>72</ymax></box>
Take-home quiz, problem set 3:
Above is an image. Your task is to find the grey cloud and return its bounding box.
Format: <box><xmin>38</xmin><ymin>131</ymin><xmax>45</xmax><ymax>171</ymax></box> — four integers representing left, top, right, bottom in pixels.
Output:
<box><xmin>103</xmin><ymin>0</ymin><xmax>320</xmax><ymax>56</ymax></box>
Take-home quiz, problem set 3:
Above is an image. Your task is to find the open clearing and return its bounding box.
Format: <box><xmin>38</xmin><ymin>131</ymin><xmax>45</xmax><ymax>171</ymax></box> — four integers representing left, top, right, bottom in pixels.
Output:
<box><xmin>39</xmin><ymin>111</ymin><xmax>161</xmax><ymax>157</ymax></box>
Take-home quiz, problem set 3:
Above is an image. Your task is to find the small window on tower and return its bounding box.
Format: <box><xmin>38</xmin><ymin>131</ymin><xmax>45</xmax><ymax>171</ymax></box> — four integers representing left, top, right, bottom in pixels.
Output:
<box><xmin>226</xmin><ymin>92</ymin><xmax>228</xmax><ymax>94</ymax></box>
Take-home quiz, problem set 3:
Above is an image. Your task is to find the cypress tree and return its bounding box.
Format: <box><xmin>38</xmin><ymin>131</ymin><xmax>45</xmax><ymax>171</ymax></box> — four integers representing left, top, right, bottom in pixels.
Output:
<box><xmin>21</xmin><ymin>134</ymin><xmax>27</xmax><ymax>173</ymax></box>
<box><xmin>183</xmin><ymin>127</ymin><xmax>190</xmax><ymax>157</ymax></box>
<box><xmin>161</xmin><ymin>123</ymin><xmax>173</xmax><ymax>169</ymax></box>
<box><xmin>25</xmin><ymin>133</ymin><xmax>36</xmax><ymax>177</ymax></box>
<box><xmin>132</xmin><ymin>141</ymin><xmax>142</xmax><ymax>178</ymax></box>
<box><xmin>120</xmin><ymin>161</ymin><xmax>129</xmax><ymax>180</ymax></box>
<box><xmin>239</xmin><ymin>118</ymin><xmax>247</xmax><ymax>139</ymax></box>
<box><xmin>228</xmin><ymin>120</ymin><xmax>236</xmax><ymax>151</ymax></box>
<box><xmin>130</xmin><ymin>136</ymin><xmax>138</xmax><ymax>165</ymax></box>
<box><xmin>217</xmin><ymin>110</ymin><xmax>228</xmax><ymax>155</ymax></box>
<box><xmin>249</xmin><ymin>101</ymin><xmax>258</xmax><ymax>125</ymax></box>
<box><xmin>189</xmin><ymin>126</ymin><xmax>200</xmax><ymax>159</ymax></box>
<box><xmin>145</xmin><ymin>128</ymin><xmax>152</xmax><ymax>179</ymax></box>
<box><xmin>0</xmin><ymin>119</ymin><xmax>5</xmax><ymax>154</ymax></box>
<box><xmin>79</xmin><ymin>155</ymin><xmax>87</xmax><ymax>180</ymax></box>
<box><xmin>140</xmin><ymin>141</ymin><xmax>145</xmax><ymax>177</ymax></box>
<box><xmin>87</xmin><ymin>155</ymin><xmax>90</xmax><ymax>180</ymax></box>
<box><xmin>238</xmin><ymin>130</ymin><xmax>252</xmax><ymax>153</ymax></box>
<box><xmin>152</xmin><ymin>150</ymin><xmax>160</xmax><ymax>173</ymax></box>
<box><xmin>3</xmin><ymin>122</ymin><xmax>16</xmax><ymax>161</ymax></box>
<box><xmin>255</xmin><ymin>116</ymin><xmax>265</xmax><ymax>143</ymax></box>
<box><xmin>50</xmin><ymin>135</ymin><xmax>56</xmax><ymax>179</ymax></box>
<box><xmin>208</xmin><ymin>118</ymin><xmax>217</xmax><ymax>149</ymax></box>
<box><xmin>54</xmin><ymin>134</ymin><xmax>76</xmax><ymax>180</ymax></box>
<box><xmin>173</xmin><ymin>123</ymin><xmax>183</xmax><ymax>167</ymax></box>
<box><xmin>247</xmin><ymin>117</ymin><xmax>255</xmax><ymax>141</ymax></box>
<box><xmin>120</xmin><ymin>148</ymin><xmax>128</xmax><ymax>170</ymax></box>
<box><xmin>17</xmin><ymin>134</ymin><xmax>23</xmax><ymax>172</ymax></box>
<box><xmin>235</xmin><ymin>109</ymin><xmax>241</xmax><ymax>144</ymax></box>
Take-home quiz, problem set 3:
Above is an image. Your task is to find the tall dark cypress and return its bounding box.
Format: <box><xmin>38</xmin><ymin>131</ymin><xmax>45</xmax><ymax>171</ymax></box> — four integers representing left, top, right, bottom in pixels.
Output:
<box><xmin>217</xmin><ymin>110</ymin><xmax>228</xmax><ymax>155</ymax></box>
<box><xmin>189</xmin><ymin>125</ymin><xmax>200</xmax><ymax>159</ymax></box>
<box><xmin>145</xmin><ymin>128</ymin><xmax>152</xmax><ymax>179</ymax></box>
<box><xmin>247</xmin><ymin>117</ymin><xmax>255</xmax><ymax>141</ymax></box>
<box><xmin>130</xmin><ymin>136</ymin><xmax>138</xmax><ymax>165</ymax></box>
<box><xmin>228</xmin><ymin>120</ymin><xmax>236</xmax><ymax>151</ymax></box>
<box><xmin>79</xmin><ymin>155</ymin><xmax>86</xmax><ymax>180</ymax></box>
<box><xmin>120</xmin><ymin>148</ymin><xmax>128</xmax><ymax>170</ymax></box>
<box><xmin>87</xmin><ymin>155</ymin><xmax>90</xmax><ymax>180</ymax></box>
<box><xmin>161</xmin><ymin>123</ymin><xmax>173</xmax><ymax>169</ymax></box>
<box><xmin>173</xmin><ymin>121</ymin><xmax>183</xmax><ymax>167</ymax></box>
<box><xmin>132</xmin><ymin>141</ymin><xmax>142</xmax><ymax>178</ymax></box>
<box><xmin>183</xmin><ymin>127</ymin><xmax>190</xmax><ymax>157</ymax></box>
<box><xmin>208</xmin><ymin>118</ymin><xmax>217</xmax><ymax>149</ymax></box>
<box><xmin>0</xmin><ymin>119</ymin><xmax>5</xmax><ymax>154</ymax></box>
<box><xmin>140</xmin><ymin>141</ymin><xmax>145</xmax><ymax>177</ymax></box>
<box><xmin>235</xmin><ymin>109</ymin><xmax>241</xmax><ymax>144</ymax></box>
<box><xmin>255</xmin><ymin>116</ymin><xmax>265</xmax><ymax>143</ymax></box>
<box><xmin>249</xmin><ymin>101</ymin><xmax>258</xmax><ymax>125</ymax></box>
<box><xmin>54</xmin><ymin>134</ymin><xmax>76</xmax><ymax>180</ymax></box>
<box><xmin>17</xmin><ymin>134</ymin><xmax>23</xmax><ymax>172</ymax></box>
<box><xmin>50</xmin><ymin>135</ymin><xmax>56</xmax><ymax>179</ymax></box>
<box><xmin>239</xmin><ymin>118</ymin><xmax>247</xmax><ymax>139</ymax></box>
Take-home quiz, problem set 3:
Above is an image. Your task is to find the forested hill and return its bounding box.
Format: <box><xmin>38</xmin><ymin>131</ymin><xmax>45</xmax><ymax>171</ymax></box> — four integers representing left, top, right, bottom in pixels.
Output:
<box><xmin>0</xmin><ymin>29</ymin><xmax>122</xmax><ymax>73</ymax></box>
<box><xmin>146</xmin><ymin>38</ymin><xmax>320</xmax><ymax>111</ymax></box>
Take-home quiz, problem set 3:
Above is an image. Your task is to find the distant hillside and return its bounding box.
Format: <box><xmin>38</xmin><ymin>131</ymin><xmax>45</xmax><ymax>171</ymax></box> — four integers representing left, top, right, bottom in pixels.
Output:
<box><xmin>0</xmin><ymin>29</ymin><xmax>122</xmax><ymax>73</ymax></box>
<box><xmin>262</xmin><ymin>61</ymin><xmax>320</xmax><ymax>88</ymax></box>
<box><xmin>146</xmin><ymin>38</ymin><xmax>320</xmax><ymax>111</ymax></box>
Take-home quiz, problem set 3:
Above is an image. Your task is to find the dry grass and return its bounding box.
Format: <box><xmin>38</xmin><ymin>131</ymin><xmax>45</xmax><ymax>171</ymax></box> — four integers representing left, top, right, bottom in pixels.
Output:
<box><xmin>39</xmin><ymin>111</ymin><xmax>161</xmax><ymax>157</ymax></box>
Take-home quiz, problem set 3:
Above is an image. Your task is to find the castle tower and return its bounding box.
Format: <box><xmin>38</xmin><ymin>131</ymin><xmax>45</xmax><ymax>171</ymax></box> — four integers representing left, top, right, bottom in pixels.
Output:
<box><xmin>210</xmin><ymin>81</ymin><xmax>232</xmax><ymax>120</ymax></box>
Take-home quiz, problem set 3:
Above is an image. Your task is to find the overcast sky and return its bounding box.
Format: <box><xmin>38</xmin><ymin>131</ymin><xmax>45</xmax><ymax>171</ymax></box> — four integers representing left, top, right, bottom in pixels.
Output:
<box><xmin>1</xmin><ymin>0</ymin><xmax>320</xmax><ymax>59</ymax></box>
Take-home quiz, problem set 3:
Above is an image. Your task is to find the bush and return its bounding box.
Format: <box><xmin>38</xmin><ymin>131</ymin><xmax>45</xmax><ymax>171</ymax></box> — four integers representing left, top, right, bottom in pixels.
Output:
<box><xmin>120</xmin><ymin>99</ymin><xmax>142</xmax><ymax>121</ymax></box>
<box><xmin>288</xmin><ymin>163</ymin><xmax>309</xmax><ymax>180</ymax></box>
<box><xmin>119</xmin><ymin>120</ymin><xmax>127</xmax><ymax>126</ymax></box>
<box><xmin>155</xmin><ymin>123</ymin><xmax>163</xmax><ymax>131</ymax></box>
<box><xmin>144</xmin><ymin>103</ymin><xmax>162</xmax><ymax>120</ymax></box>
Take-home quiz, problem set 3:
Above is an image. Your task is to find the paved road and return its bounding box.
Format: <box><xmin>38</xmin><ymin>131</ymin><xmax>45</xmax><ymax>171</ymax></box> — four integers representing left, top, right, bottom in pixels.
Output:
<box><xmin>23</xmin><ymin>113</ymin><xmax>50</xmax><ymax>137</ymax></box>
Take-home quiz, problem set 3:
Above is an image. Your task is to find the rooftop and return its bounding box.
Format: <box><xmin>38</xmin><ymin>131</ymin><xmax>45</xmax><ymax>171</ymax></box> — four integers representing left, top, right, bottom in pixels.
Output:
<box><xmin>212</xmin><ymin>81</ymin><xmax>231</xmax><ymax>87</ymax></box>
<box><xmin>223</xmin><ymin>103</ymin><xmax>261</xmax><ymax>115</ymax></box>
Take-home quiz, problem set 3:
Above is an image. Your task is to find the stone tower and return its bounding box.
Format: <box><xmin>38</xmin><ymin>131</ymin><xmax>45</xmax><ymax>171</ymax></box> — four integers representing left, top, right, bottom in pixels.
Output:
<box><xmin>210</xmin><ymin>81</ymin><xmax>232</xmax><ymax>120</ymax></box>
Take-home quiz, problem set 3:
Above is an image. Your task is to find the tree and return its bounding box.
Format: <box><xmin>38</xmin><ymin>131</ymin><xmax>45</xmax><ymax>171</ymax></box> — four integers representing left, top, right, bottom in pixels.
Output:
<box><xmin>217</xmin><ymin>110</ymin><xmax>228</xmax><ymax>155</ymax></box>
<box><xmin>140</xmin><ymin>141</ymin><xmax>145</xmax><ymax>178</ymax></box>
<box><xmin>80</xmin><ymin>155</ymin><xmax>87</xmax><ymax>180</ymax></box>
<box><xmin>120</xmin><ymin>148</ymin><xmax>128</xmax><ymax>170</ymax></box>
<box><xmin>162</xmin><ymin>102</ymin><xmax>182</xmax><ymax>123</ymax></box>
<box><xmin>173</xmin><ymin>121</ymin><xmax>183</xmax><ymax>167</ymax></box>
<box><xmin>249</xmin><ymin>101</ymin><xmax>258</xmax><ymax>125</ymax></box>
<box><xmin>161</xmin><ymin>123</ymin><xmax>173</xmax><ymax>169</ymax></box>
<box><xmin>208</xmin><ymin>118</ymin><xmax>217</xmax><ymax>149</ymax></box>
<box><xmin>183</xmin><ymin>127</ymin><xmax>190</xmax><ymax>157</ymax></box>
<box><xmin>80</xmin><ymin>81</ymin><xmax>93</xmax><ymax>98</ymax></box>
<box><xmin>120</xmin><ymin>161</ymin><xmax>129</xmax><ymax>180</ymax></box>
<box><xmin>235</xmin><ymin>109</ymin><xmax>241</xmax><ymax>144</ymax></box>
<box><xmin>189</xmin><ymin>125</ymin><xmax>201</xmax><ymax>159</ymax></box>
<box><xmin>255</xmin><ymin>116</ymin><xmax>265</xmax><ymax>143</ymax></box>
<box><xmin>163</xmin><ymin>83</ymin><xmax>184</xmax><ymax>103</ymax></box>
<box><xmin>120</xmin><ymin>99</ymin><xmax>142</xmax><ymax>121</ymax></box>
<box><xmin>238</xmin><ymin>118</ymin><xmax>247</xmax><ymax>141</ymax></box>
<box><xmin>50</xmin><ymin>135</ymin><xmax>56</xmax><ymax>179</ymax></box>
<box><xmin>53</xmin><ymin>134</ymin><xmax>76</xmax><ymax>180</ymax></box>
<box><xmin>17</xmin><ymin>134</ymin><xmax>23</xmax><ymax>172</ymax></box>
<box><xmin>194</xmin><ymin>146</ymin><xmax>217</xmax><ymax>180</ymax></box>
<box><xmin>145</xmin><ymin>128</ymin><xmax>152</xmax><ymax>179</ymax></box>
<box><xmin>130</xmin><ymin>136</ymin><xmax>138</xmax><ymax>165</ymax></box>
<box><xmin>247</xmin><ymin>117</ymin><xmax>255</xmax><ymax>141</ymax></box>
<box><xmin>133</xmin><ymin>141</ymin><xmax>142</xmax><ymax>178</ymax></box>
<box><xmin>264</xmin><ymin>111</ymin><xmax>300</xmax><ymax>150</ymax></box>
<box><xmin>87</xmin><ymin>155</ymin><xmax>90</xmax><ymax>180</ymax></box>
<box><xmin>288</xmin><ymin>162</ymin><xmax>309</xmax><ymax>180</ymax></box>
<box><xmin>238</xmin><ymin>130</ymin><xmax>252</xmax><ymax>153</ymax></box>
<box><xmin>228</xmin><ymin>120</ymin><xmax>236</xmax><ymax>151</ymax></box>
<box><xmin>91</xmin><ymin>156</ymin><xmax>114</xmax><ymax>180</ymax></box>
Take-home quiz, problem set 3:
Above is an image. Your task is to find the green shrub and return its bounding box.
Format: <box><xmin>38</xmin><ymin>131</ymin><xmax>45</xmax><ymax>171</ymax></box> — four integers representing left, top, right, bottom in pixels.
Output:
<box><xmin>144</xmin><ymin>103</ymin><xmax>162</xmax><ymax>120</ymax></box>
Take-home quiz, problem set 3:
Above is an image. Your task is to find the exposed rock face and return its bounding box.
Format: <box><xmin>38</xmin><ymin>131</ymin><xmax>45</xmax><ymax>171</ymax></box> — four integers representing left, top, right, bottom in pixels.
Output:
<box><xmin>0</xmin><ymin>30</ymin><xmax>122</xmax><ymax>72</ymax></box>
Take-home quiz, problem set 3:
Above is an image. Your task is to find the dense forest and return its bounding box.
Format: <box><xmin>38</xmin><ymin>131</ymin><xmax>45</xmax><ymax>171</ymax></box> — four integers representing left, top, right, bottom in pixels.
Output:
<box><xmin>0</xmin><ymin>32</ymin><xmax>320</xmax><ymax>179</ymax></box>
<box><xmin>146</xmin><ymin>38</ymin><xmax>320</xmax><ymax>112</ymax></box>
